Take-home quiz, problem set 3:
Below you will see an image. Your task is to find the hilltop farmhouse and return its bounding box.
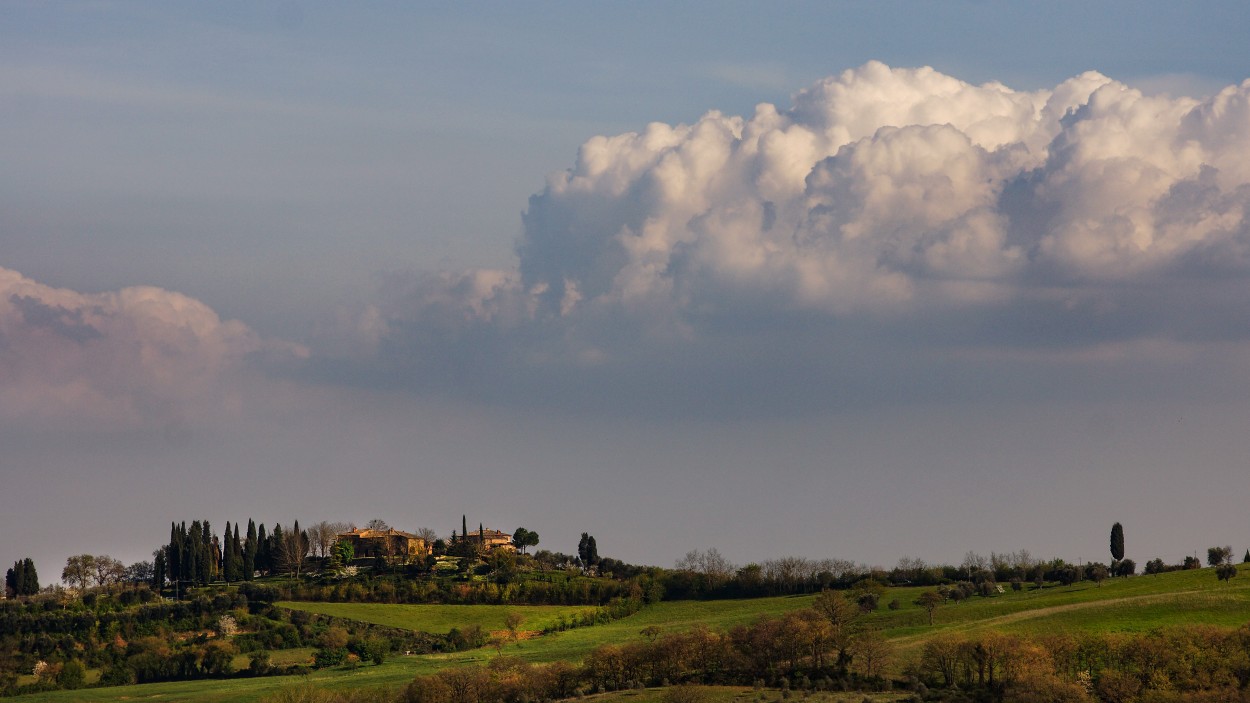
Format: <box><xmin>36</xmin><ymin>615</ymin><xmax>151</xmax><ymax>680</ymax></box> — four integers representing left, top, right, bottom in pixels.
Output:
<box><xmin>336</xmin><ymin>527</ymin><xmax>427</xmax><ymax>561</ymax></box>
<box><xmin>472</xmin><ymin>528</ymin><xmax>514</xmax><ymax>551</ymax></box>
<box><xmin>334</xmin><ymin>523</ymin><xmax>516</xmax><ymax>564</ymax></box>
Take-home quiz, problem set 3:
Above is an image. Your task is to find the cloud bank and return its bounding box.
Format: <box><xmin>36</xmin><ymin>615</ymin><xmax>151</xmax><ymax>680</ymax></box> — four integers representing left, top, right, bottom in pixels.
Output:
<box><xmin>316</xmin><ymin>63</ymin><xmax>1250</xmax><ymax>412</ymax></box>
<box><xmin>0</xmin><ymin>267</ymin><xmax>303</xmax><ymax>429</ymax></box>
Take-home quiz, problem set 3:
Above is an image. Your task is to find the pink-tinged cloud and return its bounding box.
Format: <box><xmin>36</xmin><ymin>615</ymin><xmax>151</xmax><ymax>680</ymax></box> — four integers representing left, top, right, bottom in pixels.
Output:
<box><xmin>0</xmin><ymin>267</ymin><xmax>305</xmax><ymax>428</ymax></box>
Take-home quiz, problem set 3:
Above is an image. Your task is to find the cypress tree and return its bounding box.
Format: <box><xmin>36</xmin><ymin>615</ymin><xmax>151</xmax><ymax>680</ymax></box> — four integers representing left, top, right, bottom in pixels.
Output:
<box><xmin>152</xmin><ymin>547</ymin><xmax>166</xmax><ymax>590</ymax></box>
<box><xmin>203</xmin><ymin>520</ymin><xmax>217</xmax><ymax>583</ymax></box>
<box><xmin>257</xmin><ymin>524</ymin><xmax>268</xmax><ymax>575</ymax></box>
<box><xmin>222</xmin><ymin>522</ymin><xmax>233</xmax><ymax>582</ymax></box>
<box><xmin>232</xmin><ymin>522</ymin><xmax>243</xmax><ymax>581</ymax></box>
<box><xmin>167</xmin><ymin>522</ymin><xmax>181</xmax><ymax>591</ymax></box>
<box><xmin>244</xmin><ymin>519</ymin><xmax>257</xmax><ymax>580</ymax></box>
<box><xmin>5</xmin><ymin>561</ymin><xmax>19</xmax><ymax>597</ymax></box>
<box><xmin>462</xmin><ymin>515</ymin><xmax>468</xmax><ymax>543</ymax></box>
<box><xmin>21</xmin><ymin>558</ymin><xmax>38</xmax><ymax>595</ymax></box>
<box><xmin>269</xmin><ymin>524</ymin><xmax>284</xmax><ymax>574</ymax></box>
<box><xmin>188</xmin><ymin>521</ymin><xmax>203</xmax><ymax>586</ymax></box>
<box><xmin>223</xmin><ymin>522</ymin><xmax>237</xmax><ymax>582</ymax></box>
<box><xmin>1110</xmin><ymin>522</ymin><xmax>1125</xmax><ymax>562</ymax></box>
<box><xmin>180</xmin><ymin>521</ymin><xmax>195</xmax><ymax>591</ymax></box>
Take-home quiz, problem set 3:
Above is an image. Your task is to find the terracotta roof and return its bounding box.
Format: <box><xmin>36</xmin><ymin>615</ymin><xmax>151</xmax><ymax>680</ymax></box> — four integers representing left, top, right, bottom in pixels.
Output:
<box><xmin>338</xmin><ymin>528</ymin><xmax>422</xmax><ymax>540</ymax></box>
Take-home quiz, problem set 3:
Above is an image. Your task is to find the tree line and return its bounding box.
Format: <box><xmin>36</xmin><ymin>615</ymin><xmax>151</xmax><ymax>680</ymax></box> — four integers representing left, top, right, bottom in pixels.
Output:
<box><xmin>4</xmin><ymin>559</ymin><xmax>38</xmax><ymax>598</ymax></box>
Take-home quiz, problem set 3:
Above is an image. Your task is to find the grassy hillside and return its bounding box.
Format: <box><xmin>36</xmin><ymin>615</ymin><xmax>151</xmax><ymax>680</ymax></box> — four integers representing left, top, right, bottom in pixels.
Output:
<box><xmin>276</xmin><ymin>602</ymin><xmax>597</xmax><ymax>635</ymax></box>
<box><xmin>12</xmin><ymin>564</ymin><xmax>1250</xmax><ymax>702</ymax></box>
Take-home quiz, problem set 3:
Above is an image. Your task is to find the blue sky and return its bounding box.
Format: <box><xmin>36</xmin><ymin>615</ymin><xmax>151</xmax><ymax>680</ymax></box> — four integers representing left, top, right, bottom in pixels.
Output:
<box><xmin>4</xmin><ymin>2</ymin><xmax>1250</xmax><ymax>583</ymax></box>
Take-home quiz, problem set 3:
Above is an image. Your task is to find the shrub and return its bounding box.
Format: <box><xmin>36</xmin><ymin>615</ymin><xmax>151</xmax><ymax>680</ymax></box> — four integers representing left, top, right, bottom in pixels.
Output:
<box><xmin>249</xmin><ymin>650</ymin><xmax>273</xmax><ymax>676</ymax></box>
<box><xmin>313</xmin><ymin>647</ymin><xmax>348</xmax><ymax>668</ymax></box>
<box><xmin>56</xmin><ymin>660</ymin><xmax>85</xmax><ymax>690</ymax></box>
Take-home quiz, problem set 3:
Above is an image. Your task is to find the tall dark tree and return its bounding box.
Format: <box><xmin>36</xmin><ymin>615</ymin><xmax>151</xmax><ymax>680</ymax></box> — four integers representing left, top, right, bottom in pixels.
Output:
<box><xmin>22</xmin><ymin>558</ymin><xmax>39</xmax><ymax>594</ymax></box>
<box><xmin>577</xmin><ymin>532</ymin><xmax>599</xmax><ymax>571</ymax></box>
<box><xmin>244</xmin><ymin>519</ymin><xmax>257</xmax><ymax>580</ymax></box>
<box><xmin>182</xmin><ymin>521</ymin><xmax>199</xmax><ymax>588</ymax></box>
<box><xmin>203</xmin><ymin>520</ymin><xmax>218</xmax><ymax>583</ymax></box>
<box><xmin>257</xmin><ymin>523</ymin><xmax>269</xmax><ymax>575</ymax></box>
<box><xmin>152</xmin><ymin>547</ymin><xmax>166</xmax><ymax>590</ymax></box>
<box><xmin>267</xmin><ymin>524</ymin><xmax>284</xmax><ymax>575</ymax></box>
<box><xmin>6</xmin><ymin>558</ymin><xmax>38</xmax><ymax>597</ymax></box>
<box><xmin>167</xmin><ymin>522</ymin><xmax>182</xmax><ymax>591</ymax></box>
<box><xmin>1110</xmin><ymin>522</ymin><xmax>1125</xmax><ymax>562</ymax></box>
<box><xmin>222</xmin><ymin>521</ymin><xmax>235</xmax><ymax>582</ymax></box>
<box><xmin>462</xmin><ymin>515</ymin><xmax>468</xmax><ymax>543</ymax></box>
<box><xmin>188</xmin><ymin>521</ymin><xmax>204</xmax><ymax>586</ymax></box>
<box><xmin>226</xmin><ymin>522</ymin><xmax>237</xmax><ymax>581</ymax></box>
<box><xmin>232</xmin><ymin>522</ymin><xmax>243</xmax><ymax>580</ymax></box>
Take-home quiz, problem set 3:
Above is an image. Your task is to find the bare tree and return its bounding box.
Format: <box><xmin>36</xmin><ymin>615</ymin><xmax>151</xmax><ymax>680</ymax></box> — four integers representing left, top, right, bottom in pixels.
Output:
<box><xmin>92</xmin><ymin>556</ymin><xmax>125</xmax><ymax>589</ymax></box>
<box><xmin>961</xmin><ymin>551</ymin><xmax>988</xmax><ymax>578</ymax></box>
<box><xmin>274</xmin><ymin>525</ymin><xmax>309</xmax><ymax>577</ymax></box>
<box><xmin>676</xmin><ymin>548</ymin><xmax>735</xmax><ymax>590</ymax></box>
<box><xmin>415</xmin><ymin>527</ymin><xmax>438</xmax><ymax>545</ymax></box>
<box><xmin>308</xmin><ymin>521</ymin><xmax>350</xmax><ymax>559</ymax></box>
<box><xmin>365</xmin><ymin>518</ymin><xmax>390</xmax><ymax>531</ymax></box>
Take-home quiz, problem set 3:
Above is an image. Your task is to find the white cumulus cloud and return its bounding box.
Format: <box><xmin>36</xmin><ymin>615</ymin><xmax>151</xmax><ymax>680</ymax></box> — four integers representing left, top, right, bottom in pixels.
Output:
<box><xmin>332</xmin><ymin>62</ymin><xmax>1250</xmax><ymax>412</ymax></box>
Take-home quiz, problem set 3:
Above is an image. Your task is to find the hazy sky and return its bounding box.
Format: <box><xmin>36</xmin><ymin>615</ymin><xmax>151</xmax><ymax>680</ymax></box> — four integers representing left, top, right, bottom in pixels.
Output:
<box><xmin>5</xmin><ymin>2</ymin><xmax>1250</xmax><ymax>584</ymax></box>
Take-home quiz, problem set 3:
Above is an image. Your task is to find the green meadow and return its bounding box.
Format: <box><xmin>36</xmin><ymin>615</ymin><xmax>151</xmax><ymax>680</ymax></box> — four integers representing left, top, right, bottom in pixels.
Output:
<box><xmin>11</xmin><ymin>565</ymin><xmax>1250</xmax><ymax>702</ymax></box>
<box><xmin>275</xmin><ymin>602</ymin><xmax>599</xmax><ymax>635</ymax></box>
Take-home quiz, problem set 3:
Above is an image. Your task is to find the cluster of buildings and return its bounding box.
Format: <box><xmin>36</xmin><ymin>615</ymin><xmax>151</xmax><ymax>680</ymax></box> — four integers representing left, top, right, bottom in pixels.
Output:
<box><xmin>334</xmin><ymin>526</ymin><xmax>514</xmax><ymax>562</ymax></box>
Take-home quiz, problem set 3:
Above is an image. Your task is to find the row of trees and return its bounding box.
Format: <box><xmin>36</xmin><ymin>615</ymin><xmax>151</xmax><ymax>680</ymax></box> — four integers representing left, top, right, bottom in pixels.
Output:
<box><xmin>4</xmin><ymin>558</ymin><xmax>38</xmax><ymax>597</ymax></box>
<box><xmin>916</xmin><ymin>624</ymin><xmax>1250</xmax><ymax>700</ymax></box>
<box><xmin>60</xmin><ymin>555</ymin><xmax>150</xmax><ymax>592</ymax></box>
<box><xmin>157</xmin><ymin>519</ymin><xmax>317</xmax><ymax>593</ymax></box>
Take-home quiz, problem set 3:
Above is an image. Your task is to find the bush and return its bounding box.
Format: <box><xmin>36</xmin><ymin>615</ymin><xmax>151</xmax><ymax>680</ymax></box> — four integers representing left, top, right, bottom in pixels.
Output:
<box><xmin>358</xmin><ymin>637</ymin><xmax>388</xmax><ymax>665</ymax></box>
<box><xmin>313</xmin><ymin>647</ymin><xmax>348</xmax><ymax>668</ymax></box>
<box><xmin>249</xmin><ymin>650</ymin><xmax>273</xmax><ymax>676</ymax></box>
<box><xmin>100</xmin><ymin>662</ymin><xmax>135</xmax><ymax>686</ymax></box>
<box><xmin>56</xmin><ymin>659</ymin><xmax>85</xmax><ymax>690</ymax></box>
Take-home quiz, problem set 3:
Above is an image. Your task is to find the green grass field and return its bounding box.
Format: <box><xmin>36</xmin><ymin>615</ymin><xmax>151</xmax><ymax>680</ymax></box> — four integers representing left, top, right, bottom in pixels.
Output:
<box><xmin>276</xmin><ymin>602</ymin><xmax>598</xmax><ymax>635</ymax></box>
<box><xmin>12</xmin><ymin>564</ymin><xmax>1250</xmax><ymax>702</ymax></box>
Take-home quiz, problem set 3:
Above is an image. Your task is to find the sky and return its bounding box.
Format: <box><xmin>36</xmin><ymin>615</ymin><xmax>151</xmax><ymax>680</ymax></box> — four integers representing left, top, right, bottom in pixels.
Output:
<box><xmin>5</xmin><ymin>2</ymin><xmax>1250</xmax><ymax>585</ymax></box>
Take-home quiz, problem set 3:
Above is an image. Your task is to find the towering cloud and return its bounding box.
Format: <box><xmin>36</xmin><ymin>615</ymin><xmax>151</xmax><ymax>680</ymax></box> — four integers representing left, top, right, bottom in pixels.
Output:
<box><xmin>0</xmin><ymin>267</ymin><xmax>303</xmax><ymax>428</ymax></box>
<box><xmin>329</xmin><ymin>63</ymin><xmax>1250</xmax><ymax>409</ymax></box>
